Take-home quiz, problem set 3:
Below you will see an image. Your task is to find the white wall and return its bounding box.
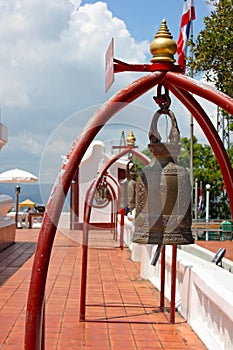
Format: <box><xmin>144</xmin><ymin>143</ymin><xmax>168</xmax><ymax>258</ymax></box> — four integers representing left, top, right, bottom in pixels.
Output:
<box><xmin>120</xmin><ymin>217</ymin><xmax>233</xmax><ymax>350</ymax></box>
<box><xmin>78</xmin><ymin>141</ymin><xmax>127</xmax><ymax>223</ymax></box>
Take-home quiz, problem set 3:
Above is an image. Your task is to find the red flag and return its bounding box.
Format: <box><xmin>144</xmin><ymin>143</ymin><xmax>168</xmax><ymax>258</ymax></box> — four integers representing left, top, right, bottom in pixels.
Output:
<box><xmin>177</xmin><ymin>0</ymin><xmax>196</xmax><ymax>68</ymax></box>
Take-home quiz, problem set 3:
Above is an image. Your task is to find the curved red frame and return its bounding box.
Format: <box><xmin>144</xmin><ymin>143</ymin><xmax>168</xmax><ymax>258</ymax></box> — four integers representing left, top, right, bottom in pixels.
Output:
<box><xmin>104</xmin><ymin>173</ymin><xmax>121</xmax><ymax>239</ymax></box>
<box><xmin>25</xmin><ymin>70</ymin><xmax>233</xmax><ymax>349</ymax></box>
<box><xmin>167</xmin><ymin>82</ymin><xmax>233</xmax><ymax>212</ymax></box>
<box><xmin>83</xmin><ymin>176</ymin><xmax>118</xmax><ymax>230</ymax></box>
<box><xmin>82</xmin><ymin>146</ymin><xmax>150</xmax><ymax>234</ymax></box>
<box><xmin>80</xmin><ymin>147</ymin><xmax>150</xmax><ymax>321</ymax></box>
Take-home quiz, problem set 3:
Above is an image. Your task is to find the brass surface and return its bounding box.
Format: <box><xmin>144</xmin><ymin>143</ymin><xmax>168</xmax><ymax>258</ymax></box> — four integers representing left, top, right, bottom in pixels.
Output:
<box><xmin>132</xmin><ymin>107</ymin><xmax>194</xmax><ymax>245</ymax></box>
<box><xmin>127</xmin><ymin>129</ymin><xmax>136</xmax><ymax>146</ymax></box>
<box><xmin>150</xmin><ymin>19</ymin><xmax>177</xmax><ymax>63</ymax></box>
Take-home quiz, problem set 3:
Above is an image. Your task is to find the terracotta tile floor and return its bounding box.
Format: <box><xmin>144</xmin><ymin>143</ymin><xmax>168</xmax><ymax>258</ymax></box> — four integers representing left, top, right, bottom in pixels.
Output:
<box><xmin>0</xmin><ymin>228</ymin><xmax>211</xmax><ymax>349</ymax></box>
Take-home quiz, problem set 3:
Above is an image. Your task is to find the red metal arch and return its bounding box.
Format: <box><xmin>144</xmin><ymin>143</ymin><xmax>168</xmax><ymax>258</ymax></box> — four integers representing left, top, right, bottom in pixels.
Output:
<box><xmin>25</xmin><ymin>72</ymin><xmax>163</xmax><ymax>349</ymax></box>
<box><xmin>105</xmin><ymin>172</ymin><xmax>122</xmax><ymax>210</ymax></box>
<box><xmin>82</xmin><ymin>146</ymin><xmax>150</xmax><ymax>233</ymax></box>
<box><xmin>80</xmin><ymin>177</ymin><xmax>118</xmax><ymax>322</ymax></box>
<box><xmin>80</xmin><ymin>147</ymin><xmax>150</xmax><ymax>320</ymax></box>
<box><xmin>82</xmin><ymin>146</ymin><xmax>150</xmax><ymax>242</ymax></box>
<box><xmin>25</xmin><ymin>70</ymin><xmax>233</xmax><ymax>349</ymax></box>
<box><xmin>83</xmin><ymin>175</ymin><xmax>119</xmax><ymax>230</ymax></box>
<box><xmin>83</xmin><ymin>176</ymin><xmax>117</xmax><ymax>230</ymax></box>
<box><xmin>104</xmin><ymin>173</ymin><xmax>121</xmax><ymax>238</ymax></box>
<box><xmin>166</xmin><ymin>78</ymin><xmax>233</xmax><ymax>213</ymax></box>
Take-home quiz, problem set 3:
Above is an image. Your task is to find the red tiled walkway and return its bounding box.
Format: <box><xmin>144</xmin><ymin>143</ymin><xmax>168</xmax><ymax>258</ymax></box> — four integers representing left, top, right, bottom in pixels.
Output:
<box><xmin>0</xmin><ymin>228</ymin><xmax>207</xmax><ymax>349</ymax></box>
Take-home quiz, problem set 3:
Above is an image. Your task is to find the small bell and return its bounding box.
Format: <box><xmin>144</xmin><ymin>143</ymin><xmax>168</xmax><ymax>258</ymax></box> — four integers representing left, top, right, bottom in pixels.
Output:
<box><xmin>102</xmin><ymin>179</ymin><xmax>110</xmax><ymax>200</ymax></box>
<box><xmin>126</xmin><ymin>160</ymin><xmax>137</xmax><ymax>212</ymax></box>
<box><xmin>94</xmin><ymin>177</ymin><xmax>110</xmax><ymax>205</ymax></box>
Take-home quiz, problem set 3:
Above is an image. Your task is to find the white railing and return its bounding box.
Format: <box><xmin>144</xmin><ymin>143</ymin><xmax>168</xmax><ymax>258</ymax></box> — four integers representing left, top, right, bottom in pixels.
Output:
<box><xmin>120</xmin><ymin>217</ymin><xmax>233</xmax><ymax>350</ymax></box>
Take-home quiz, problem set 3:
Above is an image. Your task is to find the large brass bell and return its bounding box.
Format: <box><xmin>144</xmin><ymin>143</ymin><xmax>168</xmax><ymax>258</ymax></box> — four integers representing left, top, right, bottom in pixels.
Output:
<box><xmin>132</xmin><ymin>106</ymin><xmax>194</xmax><ymax>245</ymax></box>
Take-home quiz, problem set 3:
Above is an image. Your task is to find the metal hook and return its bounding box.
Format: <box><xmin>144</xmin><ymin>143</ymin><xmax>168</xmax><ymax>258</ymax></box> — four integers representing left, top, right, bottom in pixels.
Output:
<box><xmin>153</xmin><ymin>85</ymin><xmax>171</xmax><ymax>112</ymax></box>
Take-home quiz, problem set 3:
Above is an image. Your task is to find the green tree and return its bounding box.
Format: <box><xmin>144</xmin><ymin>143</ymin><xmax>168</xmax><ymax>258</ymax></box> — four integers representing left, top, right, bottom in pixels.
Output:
<box><xmin>178</xmin><ymin>137</ymin><xmax>231</xmax><ymax>219</ymax></box>
<box><xmin>191</xmin><ymin>0</ymin><xmax>233</xmax><ymax>96</ymax></box>
<box><xmin>135</xmin><ymin>137</ymin><xmax>232</xmax><ymax>219</ymax></box>
<box><xmin>134</xmin><ymin>148</ymin><xmax>151</xmax><ymax>179</ymax></box>
<box><xmin>189</xmin><ymin>0</ymin><xmax>233</xmax><ymax>133</ymax></box>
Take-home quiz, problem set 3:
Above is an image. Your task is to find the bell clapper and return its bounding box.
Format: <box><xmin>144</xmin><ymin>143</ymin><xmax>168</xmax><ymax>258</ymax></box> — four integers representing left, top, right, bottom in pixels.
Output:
<box><xmin>151</xmin><ymin>244</ymin><xmax>163</xmax><ymax>266</ymax></box>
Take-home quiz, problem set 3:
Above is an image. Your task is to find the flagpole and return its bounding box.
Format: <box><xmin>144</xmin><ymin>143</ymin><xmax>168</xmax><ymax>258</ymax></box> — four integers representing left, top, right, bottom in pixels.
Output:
<box><xmin>198</xmin><ymin>180</ymin><xmax>203</xmax><ymax>219</ymax></box>
<box><xmin>177</xmin><ymin>0</ymin><xmax>196</xmax><ymax>217</ymax></box>
<box><xmin>189</xmin><ymin>19</ymin><xmax>194</xmax><ymax>216</ymax></box>
<box><xmin>194</xmin><ymin>178</ymin><xmax>198</xmax><ymax>221</ymax></box>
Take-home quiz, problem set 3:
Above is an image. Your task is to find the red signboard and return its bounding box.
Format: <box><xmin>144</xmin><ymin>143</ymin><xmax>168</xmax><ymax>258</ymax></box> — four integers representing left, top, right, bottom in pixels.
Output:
<box><xmin>105</xmin><ymin>38</ymin><xmax>114</xmax><ymax>92</ymax></box>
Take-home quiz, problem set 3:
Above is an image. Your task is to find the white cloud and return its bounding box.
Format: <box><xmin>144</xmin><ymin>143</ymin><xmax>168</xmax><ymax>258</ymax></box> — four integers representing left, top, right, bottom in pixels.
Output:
<box><xmin>0</xmin><ymin>0</ymin><xmax>220</xmax><ymax>178</ymax></box>
<box><xmin>6</xmin><ymin>130</ymin><xmax>43</xmax><ymax>155</ymax></box>
<box><xmin>0</xmin><ymin>0</ymin><xmax>151</xmax><ymax>175</ymax></box>
<box><xmin>0</xmin><ymin>0</ymin><xmax>148</xmax><ymax>115</ymax></box>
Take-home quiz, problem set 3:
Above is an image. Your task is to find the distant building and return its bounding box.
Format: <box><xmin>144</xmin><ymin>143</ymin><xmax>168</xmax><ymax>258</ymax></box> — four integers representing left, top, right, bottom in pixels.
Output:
<box><xmin>0</xmin><ymin>121</ymin><xmax>8</xmax><ymax>151</ymax></box>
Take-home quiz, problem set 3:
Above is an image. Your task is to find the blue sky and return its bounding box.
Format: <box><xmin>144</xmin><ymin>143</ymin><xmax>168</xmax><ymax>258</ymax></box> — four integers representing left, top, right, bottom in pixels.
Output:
<box><xmin>0</xmin><ymin>0</ymin><xmax>215</xmax><ymax>184</ymax></box>
<box><xmin>81</xmin><ymin>0</ymin><xmax>210</xmax><ymax>41</ymax></box>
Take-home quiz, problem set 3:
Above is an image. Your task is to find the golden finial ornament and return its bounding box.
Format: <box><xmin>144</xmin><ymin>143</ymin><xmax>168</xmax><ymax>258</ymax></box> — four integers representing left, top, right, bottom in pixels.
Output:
<box><xmin>127</xmin><ymin>130</ymin><xmax>136</xmax><ymax>146</ymax></box>
<box><xmin>150</xmin><ymin>19</ymin><xmax>177</xmax><ymax>63</ymax></box>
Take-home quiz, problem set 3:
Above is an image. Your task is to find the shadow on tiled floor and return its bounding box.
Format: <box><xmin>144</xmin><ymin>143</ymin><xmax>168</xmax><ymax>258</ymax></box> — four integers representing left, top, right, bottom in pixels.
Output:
<box><xmin>0</xmin><ymin>242</ymin><xmax>36</xmax><ymax>285</ymax></box>
<box><xmin>0</xmin><ymin>228</ymin><xmax>208</xmax><ymax>349</ymax></box>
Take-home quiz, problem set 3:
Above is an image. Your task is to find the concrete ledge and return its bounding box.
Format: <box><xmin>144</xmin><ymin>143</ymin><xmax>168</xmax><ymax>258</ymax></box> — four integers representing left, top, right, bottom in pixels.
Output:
<box><xmin>181</xmin><ymin>243</ymin><xmax>233</xmax><ymax>273</ymax></box>
<box><xmin>130</xmin><ymin>242</ymin><xmax>142</xmax><ymax>262</ymax></box>
<box><xmin>0</xmin><ymin>217</ymin><xmax>16</xmax><ymax>252</ymax></box>
<box><xmin>146</xmin><ymin>245</ymin><xmax>233</xmax><ymax>350</ymax></box>
<box><xmin>117</xmin><ymin>213</ymin><xmax>143</xmax><ymax>262</ymax></box>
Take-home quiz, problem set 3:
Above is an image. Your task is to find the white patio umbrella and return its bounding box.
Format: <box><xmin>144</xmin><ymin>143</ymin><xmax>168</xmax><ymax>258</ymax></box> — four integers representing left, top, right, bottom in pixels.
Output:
<box><xmin>0</xmin><ymin>168</ymin><xmax>38</xmax><ymax>183</ymax></box>
<box><xmin>0</xmin><ymin>168</ymin><xmax>38</xmax><ymax>227</ymax></box>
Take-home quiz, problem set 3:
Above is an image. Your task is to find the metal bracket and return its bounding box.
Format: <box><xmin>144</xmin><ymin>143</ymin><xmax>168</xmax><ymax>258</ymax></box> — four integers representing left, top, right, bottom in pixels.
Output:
<box><xmin>153</xmin><ymin>85</ymin><xmax>171</xmax><ymax>113</ymax></box>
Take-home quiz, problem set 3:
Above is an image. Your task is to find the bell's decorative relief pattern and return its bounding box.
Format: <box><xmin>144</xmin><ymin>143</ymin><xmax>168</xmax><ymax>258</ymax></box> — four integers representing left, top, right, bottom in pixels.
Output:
<box><xmin>132</xmin><ymin>103</ymin><xmax>194</xmax><ymax>246</ymax></box>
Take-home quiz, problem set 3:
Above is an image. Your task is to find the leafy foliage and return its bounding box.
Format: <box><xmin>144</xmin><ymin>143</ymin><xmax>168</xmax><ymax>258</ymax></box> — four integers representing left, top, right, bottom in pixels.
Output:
<box><xmin>135</xmin><ymin>136</ymin><xmax>232</xmax><ymax>219</ymax></box>
<box><xmin>189</xmin><ymin>0</ymin><xmax>233</xmax><ymax>136</ymax></box>
<box><xmin>134</xmin><ymin>149</ymin><xmax>151</xmax><ymax>178</ymax></box>
<box><xmin>190</xmin><ymin>0</ymin><xmax>233</xmax><ymax>97</ymax></box>
<box><xmin>178</xmin><ymin>137</ymin><xmax>232</xmax><ymax>219</ymax></box>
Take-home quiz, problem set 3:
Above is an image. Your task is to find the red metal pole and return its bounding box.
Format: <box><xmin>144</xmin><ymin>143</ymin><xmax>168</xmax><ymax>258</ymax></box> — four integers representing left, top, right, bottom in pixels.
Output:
<box><xmin>80</xmin><ymin>177</ymin><xmax>117</xmax><ymax>321</ymax></box>
<box><xmin>79</xmin><ymin>220</ymin><xmax>89</xmax><ymax>321</ymax></box>
<box><xmin>111</xmin><ymin>198</ymin><xmax>114</xmax><ymax>230</ymax></box>
<box><xmin>24</xmin><ymin>72</ymin><xmax>162</xmax><ymax>348</ymax></box>
<box><xmin>41</xmin><ymin>298</ymin><xmax>45</xmax><ymax>350</ymax></box>
<box><xmin>160</xmin><ymin>245</ymin><xmax>165</xmax><ymax>309</ymax></box>
<box><xmin>70</xmin><ymin>181</ymin><xmax>74</xmax><ymax>230</ymax></box>
<box><xmin>75</xmin><ymin>147</ymin><xmax>150</xmax><ymax>322</ymax></box>
<box><xmin>168</xmin><ymin>83</ymin><xmax>233</xmax><ymax>218</ymax></box>
<box><xmin>170</xmin><ymin>245</ymin><xmax>177</xmax><ymax>324</ymax></box>
<box><xmin>106</xmin><ymin>183</ymin><xmax>117</xmax><ymax>232</ymax></box>
<box><xmin>105</xmin><ymin>173</ymin><xmax>122</xmax><ymax>239</ymax></box>
<box><xmin>166</xmin><ymin>72</ymin><xmax>233</xmax><ymax>116</ymax></box>
<box><xmin>105</xmin><ymin>173</ymin><xmax>122</xmax><ymax>208</ymax></box>
<box><xmin>72</xmin><ymin>169</ymin><xmax>79</xmax><ymax>230</ymax></box>
<box><xmin>25</xmin><ymin>68</ymin><xmax>233</xmax><ymax>347</ymax></box>
<box><xmin>95</xmin><ymin>147</ymin><xmax>150</xmax><ymax>181</ymax></box>
<box><xmin>114</xmin><ymin>210</ymin><xmax>118</xmax><ymax>240</ymax></box>
<box><xmin>120</xmin><ymin>208</ymin><xmax>125</xmax><ymax>250</ymax></box>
